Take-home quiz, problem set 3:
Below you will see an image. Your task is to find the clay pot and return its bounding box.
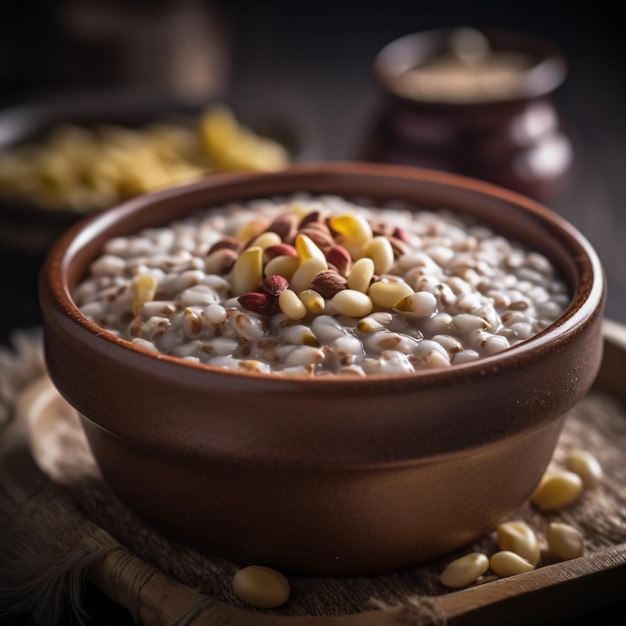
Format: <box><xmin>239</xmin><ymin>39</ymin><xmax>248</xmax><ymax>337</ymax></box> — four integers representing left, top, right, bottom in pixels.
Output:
<box><xmin>359</xmin><ymin>29</ymin><xmax>574</xmax><ymax>202</ymax></box>
<box><xmin>39</xmin><ymin>163</ymin><xmax>605</xmax><ymax>575</ymax></box>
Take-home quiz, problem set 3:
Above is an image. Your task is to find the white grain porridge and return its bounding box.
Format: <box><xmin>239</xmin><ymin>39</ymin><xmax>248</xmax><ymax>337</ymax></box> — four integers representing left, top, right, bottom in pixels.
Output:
<box><xmin>73</xmin><ymin>195</ymin><xmax>570</xmax><ymax>376</ymax></box>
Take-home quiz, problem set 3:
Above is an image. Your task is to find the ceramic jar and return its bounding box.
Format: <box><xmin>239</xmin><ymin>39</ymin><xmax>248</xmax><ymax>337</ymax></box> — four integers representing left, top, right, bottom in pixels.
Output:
<box><xmin>359</xmin><ymin>28</ymin><xmax>574</xmax><ymax>202</ymax></box>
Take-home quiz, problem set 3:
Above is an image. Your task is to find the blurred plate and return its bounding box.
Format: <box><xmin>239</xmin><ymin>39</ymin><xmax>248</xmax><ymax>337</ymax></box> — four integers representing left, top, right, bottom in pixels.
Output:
<box><xmin>0</xmin><ymin>89</ymin><xmax>318</xmax><ymax>258</ymax></box>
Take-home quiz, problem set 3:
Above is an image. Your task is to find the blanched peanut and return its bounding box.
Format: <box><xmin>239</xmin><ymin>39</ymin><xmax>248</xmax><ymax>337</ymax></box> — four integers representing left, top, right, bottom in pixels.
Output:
<box><xmin>439</xmin><ymin>552</ymin><xmax>489</xmax><ymax>588</ymax></box>
<box><xmin>278</xmin><ymin>289</ymin><xmax>307</xmax><ymax>320</ymax></box>
<box><xmin>490</xmin><ymin>551</ymin><xmax>535</xmax><ymax>577</ymax></box>
<box><xmin>546</xmin><ymin>523</ymin><xmax>585</xmax><ymax>560</ymax></box>
<box><xmin>328</xmin><ymin>213</ymin><xmax>373</xmax><ymax>259</ymax></box>
<box><xmin>496</xmin><ymin>521</ymin><xmax>540</xmax><ymax>566</ymax></box>
<box><xmin>565</xmin><ymin>450</ymin><xmax>603</xmax><ymax>490</ymax></box>
<box><xmin>289</xmin><ymin>257</ymin><xmax>327</xmax><ymax>294</ymax></box>
<box><xmin>236</xmin><ymin>218</ymin><xmax>270</xmax><ymax>243</ymax></box>
<box><xmin>348</xmin><ymin>258</ymin><xmax>375</xmax><ymax>293</ymax></box>
<box><xmin>232</xmin><ymin>246</ymin><xmax>263</xmax><ymax>296</ymax></box>
<box><xmin>530</xmin><ymin>471</ymin><xmax>583</xmax><ymax>511</ymax></box>
<box><xmin>332</xmin><ymin>290</ymin><xmax>373</xmax><ymax>317</ymax></box>
<box><xmin>368</xmin><ymin>280</ymin><xmax>413</xmax><ymax>309</ymax></box>
<box><xmin>264</xmin><ymin>254</ymin><xmax>300</xmax><ymax>281</ymax></box>
<box><xmin>298</xmin><ymin>289</ymin><xmax>325</xmax><ymax>314</ymax></box>
<box><xmin>232</xmin><ymin>565</ymin><xmax>289</xmax><ymax>608</ymax></box>
<box><xmin>131</xmin><ymin>274</ymin><xmax>157</xmax><ymax>315</ymax></box>
<box><xmin>364</xmin><ymin>236</ymin><xmax>395</xmax><ymax>274</ymax></box>
<box><xmin>249</xmin><ymin>231</ymin><xmax>282</xmax><ymax>251</ymax></box>
<box><xmin>295</xmin><ymin>233</ymin><xmax>327</xmax><ymax>263</ymax></box>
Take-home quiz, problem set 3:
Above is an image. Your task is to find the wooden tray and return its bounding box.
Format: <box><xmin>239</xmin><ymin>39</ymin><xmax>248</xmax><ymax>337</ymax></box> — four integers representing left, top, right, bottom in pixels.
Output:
<box><xmin>85</xmin><ymin>320</ymin><xmax>626</xmax><ymax>626</ymax></box>
<box><xmin>2</xmin><ymin>322</ymin><xmax>625</xmax><ymax>626</ymax></box>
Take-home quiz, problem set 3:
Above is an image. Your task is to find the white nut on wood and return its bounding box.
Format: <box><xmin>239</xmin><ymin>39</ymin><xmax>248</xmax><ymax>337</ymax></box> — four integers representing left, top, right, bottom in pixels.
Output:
<box><xmin>530</xmin><ymin>471</ymin><xmax>583</xmax><ymax>511</ymax></box>
<box><xmin>496</xmin><ymin>521</ymin><xmax>541</xmax><ymax>566</ymax></box>
<box><xmin>439</xmin><ymin>553</ymin><xmax>489</xmax><ymax>589</ymax></box>
<box><xmin>565</xmin><ymin>450</ymin><xmax>603</xmax><ymax>490</ymax></box>
<box><xmin>490</xmin><ymin>551</ymin><xmax>535</xmax><ymax>577</ymax></box>
<box><xmin>546</xmin><ymin>522</ymin><xmax>585</xmax><ymax>560</ymax></box>
<box><xmin>232</xmin><ymin>565</ymin><xmax>289</xmax><ymax>608</ymax></box>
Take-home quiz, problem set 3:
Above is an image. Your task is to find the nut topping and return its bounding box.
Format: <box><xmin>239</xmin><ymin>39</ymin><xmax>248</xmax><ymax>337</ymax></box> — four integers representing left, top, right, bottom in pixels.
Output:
<box><xmin>298</xmin><ymin>210</ymin><xmax>321</xmax><ymax>229</ymax></box>
<box><xmin>75</xmin><ymin>194</ymin><xmax>569</xmax><ymax>376</ymax></box>
<box><xmin>326</xmin><ymin>245</ymin><xmax>352</xmax><ymax>276</ymax></box>
<box><xmin>310</xmin><ymin>270</ymin><xmax>347</xmax><ymax>298</ymax></box>
<box><xmin>232</xmin><ymin>246</ymin><xmax>263</xmax><ymax>295</ymax></box>
<box><xmin>207</xmin><ymin>236</ymin><xmax>242</xmax><ymax>255</ymax></box>
<box><xmin>266</xmin><ymin>213</ymin><xmax>298</xmax><ymax>242</ymax></box>
<box><xmin>238</xmin><ymin>292</ymin><xmax>279</xmax><ymax>316</ymax></box>
<box><xmin>263</xmin><ymin>274</ymin><xmax>289</xmax><ymax>296</ymax></box>
<box><xmin>264</xmin><ymin>243</ymin><xmax>298</xmax><ymax>259</ymax></box>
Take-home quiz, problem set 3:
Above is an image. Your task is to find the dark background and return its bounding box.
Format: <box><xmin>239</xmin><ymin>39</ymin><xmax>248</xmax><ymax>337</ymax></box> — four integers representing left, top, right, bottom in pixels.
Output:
<box><xmin>1</xmin><ymin>0</ymin><xmax>625</xmax><ymax>338</ymax></box>
<box><xmin>1</xmin><ymin>1</ymin><xmax>625</xmax><ymax>624</ymax></box>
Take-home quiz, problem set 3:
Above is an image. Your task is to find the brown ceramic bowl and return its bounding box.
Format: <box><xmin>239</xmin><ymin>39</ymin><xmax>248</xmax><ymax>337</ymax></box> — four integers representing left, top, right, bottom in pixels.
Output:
<box><xmin>39</xmin><ymin>163</ymin><xmax>605</xmax><ymax>576</ymax></box>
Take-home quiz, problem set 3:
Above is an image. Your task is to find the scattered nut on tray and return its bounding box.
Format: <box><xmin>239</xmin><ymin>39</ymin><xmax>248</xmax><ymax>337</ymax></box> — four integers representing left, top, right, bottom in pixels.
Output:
<box><xmin>439</xmin><ymin>449</ymin><xmax>601</xmax><ymax>589</ymax></box>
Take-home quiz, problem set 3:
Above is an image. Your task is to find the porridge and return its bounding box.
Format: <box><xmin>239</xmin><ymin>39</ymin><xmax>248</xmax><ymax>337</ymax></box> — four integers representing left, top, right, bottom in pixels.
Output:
<box><xmin>73</xmin><ymin>195</ymin><xmax>570</xmax><ymax>376</ymax></box>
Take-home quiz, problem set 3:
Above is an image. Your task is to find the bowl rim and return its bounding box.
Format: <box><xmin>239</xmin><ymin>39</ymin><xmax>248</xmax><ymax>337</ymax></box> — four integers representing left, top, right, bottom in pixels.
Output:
<box><xmin>41</xmin><ymin>161</ymin><xmax>605</xmax><ymax>389</ymax></box>
<box><xmin>373</xmin><ymin>27</ymin><xmax>568</xmax><ymax>108</ymax></box>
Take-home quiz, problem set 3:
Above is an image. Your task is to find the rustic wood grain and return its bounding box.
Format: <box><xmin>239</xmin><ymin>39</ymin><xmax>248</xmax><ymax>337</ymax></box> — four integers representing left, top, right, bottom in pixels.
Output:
<box><xmin>82</xmin><ymin>320</ymin><xmax>626</xmax><ymax>625</ymax></box>
<box><xmin>2</xmin><ymin>321</ymin><xmax>625</xmax><ymax>625</ymax></box>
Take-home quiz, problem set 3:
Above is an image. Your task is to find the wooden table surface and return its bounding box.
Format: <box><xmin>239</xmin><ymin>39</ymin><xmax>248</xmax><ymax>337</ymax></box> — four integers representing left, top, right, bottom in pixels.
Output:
<box><xmin>1</xmin><ymin>1</ymin><xmax>625</xmax><ymax>624</ymax></box>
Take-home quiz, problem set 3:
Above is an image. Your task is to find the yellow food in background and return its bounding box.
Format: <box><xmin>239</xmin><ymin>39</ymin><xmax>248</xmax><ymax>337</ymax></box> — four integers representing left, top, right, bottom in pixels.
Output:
<box><xmin>199</xmin><ymin>106</ymin><xmax>289</xmax><ymax>172</ymax></box>
<box><xmin>0</xmin><ymin>106</ymin><xmax>290</xmax><ymax>212</ymax></box>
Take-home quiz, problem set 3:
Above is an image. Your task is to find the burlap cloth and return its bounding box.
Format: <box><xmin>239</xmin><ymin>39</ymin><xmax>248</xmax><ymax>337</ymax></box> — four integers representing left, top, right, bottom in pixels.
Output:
<box><xmin>1</xmin><ymin>329</ymin><xmax>625</xmax><ymax>625</ymax></box>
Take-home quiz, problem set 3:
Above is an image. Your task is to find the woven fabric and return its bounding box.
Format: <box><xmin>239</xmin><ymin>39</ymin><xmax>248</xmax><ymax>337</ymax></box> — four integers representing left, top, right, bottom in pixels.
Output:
<box><xmin>1</xmin><ymin>330</ymin><xmax>625</xmax><ymax>623</ymax></box>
